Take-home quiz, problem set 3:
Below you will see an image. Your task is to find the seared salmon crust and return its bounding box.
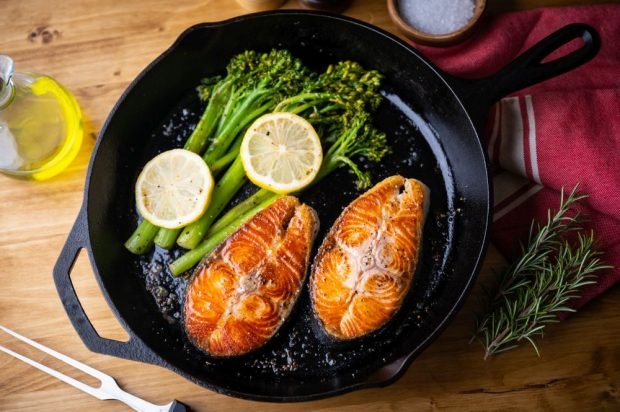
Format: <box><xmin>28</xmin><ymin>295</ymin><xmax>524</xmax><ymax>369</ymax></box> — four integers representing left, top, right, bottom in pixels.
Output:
<box><xmin>184</xmin><ymin>196</ymin><xmax>319</xmax><ymax>357</ymax></box>
<box><xmin>310</xmin><ymin>176</ymin><xmax>429</xmax><ymax>340</ymax></box>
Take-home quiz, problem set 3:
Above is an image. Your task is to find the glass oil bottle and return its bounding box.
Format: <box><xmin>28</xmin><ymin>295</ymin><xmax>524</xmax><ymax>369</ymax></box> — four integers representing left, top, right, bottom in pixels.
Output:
<box><xmin>0</xmin><ymin>55</ymin><xmax>83</xmax><ymax>180</ymax></box>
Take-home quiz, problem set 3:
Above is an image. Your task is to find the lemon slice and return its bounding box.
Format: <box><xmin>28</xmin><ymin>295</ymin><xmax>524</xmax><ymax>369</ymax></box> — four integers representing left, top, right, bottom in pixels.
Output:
<box><xmin>240</xmin><ymin>112</ymin><xmax>323</xmax><ymax>194</ymax></box>
<box><xmin>135</xmin><ymin>149</ymin><xmax>213</xmax><ymax>229</ymax></box>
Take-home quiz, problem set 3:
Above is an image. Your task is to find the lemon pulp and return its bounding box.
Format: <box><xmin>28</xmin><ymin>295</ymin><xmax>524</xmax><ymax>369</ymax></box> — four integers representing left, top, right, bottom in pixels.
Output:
<box><xmin>135</xmin><ymin>149</ymin><xmax>214</xmax><ymax>229</ymax></box>
<box><xmin>240</xmin><ymin>112</ymin><xmax>323</xmax><ymax>194</ymax></box>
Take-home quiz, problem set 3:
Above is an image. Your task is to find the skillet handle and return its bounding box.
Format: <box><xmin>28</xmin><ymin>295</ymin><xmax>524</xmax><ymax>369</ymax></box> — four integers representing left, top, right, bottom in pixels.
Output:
<box><xmin>450</xmin><ymin>23</ymin><xmax>600</xmax><ymax>127</ymax></box>
<box><xmin>53</xmin><ymin>208</ymin><xmax>163</xmax><ymax>367</ymax></box>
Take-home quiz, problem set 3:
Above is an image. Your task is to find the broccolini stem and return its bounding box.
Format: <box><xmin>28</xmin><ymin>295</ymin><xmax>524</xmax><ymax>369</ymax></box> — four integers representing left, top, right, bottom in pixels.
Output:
<box><xmin>124</xmin><ymin>220</ymin><xmax>160</xmax><ymax>255</ymax></box>
<box><xmin>202</xmin><ymin>90</ymin><xmax>267</xmax><ymax>165</ymax></box>
<box><xmin>153</xmin><ymin>227</ymin><xmax>182</xmax><ymax>249</ymax></box>
<box><xmin>170</xmin><ymin>194</ymin><xmax>279</xmax><ymax>276</ymax></box>
<box><xmin>184</xmin><ymin>80</ymin><xmax>232</xmax><ymax>154</ymax></box>
<box><xmin>289</xmin><ymin>102</ymin><xmax>321</xmax><ymax>115</ymax></box>
<box><xmin>208</xmin><ymin>188</ymin><xmax>275</xmax><ymax>236</ymax></box>
<box><xmin>214</xmin><ymin>84</ymin><xmax>237</xmax><ymax>136</ymax></box>
<box><xmin>319</xmin><ymin>104</ymin><xmax>342</xmax><ymax>113</ymax></box>
<box><xmin>210</xmin><ymin>120</ymin><xmax>253</xmax><ymax>175</ymax></box>
<box><xmin>221</xmin><ymin>100</ymin><xmax>274</xmax><ymax>150</ymax></box>
<box><xmin>177</xmin><ymin>157</ymin><xmax>248</xmax><ymax>249</ymax></box>
<box><xmin>210</xmin><ymin>148</ymin><xmax>238</xmax><ymax>174</ymax></box>
<box><xmin>275</xmin><ymin>92</ymin><xmax>332</xmax><ymax>112</ymax></box>
<box><xmin>315</xmin><ymin>155</ymin><xmax>343</xmax><ymax>182</ymax></box>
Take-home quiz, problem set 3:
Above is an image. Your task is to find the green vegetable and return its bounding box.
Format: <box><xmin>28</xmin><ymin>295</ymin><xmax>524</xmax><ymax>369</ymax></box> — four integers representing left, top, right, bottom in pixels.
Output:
<box><xmin>316</xmin><ymin>112</ymin><xmax>388</xmax><ymax>187</ymax></box>
<box><xmin>174</xmin><ymin>50</ymin><xmax>312</xmax><ymax>249</ymax></box>
<box><xmin>127</xmin><ymin>52</ymin><xmax>387</xmax><ymax>259</ymax></box>
<box><xmin>176</xmin><ymin>61</ymin><xmax>385</xmax><ymax>250</ymax></box>
<box><xmin>184</xmin><ymin>78</ymin><xmax>232</xmax><ymax>154</ymax></box>
<box><xmin>127</xmin><ymin>76</ymin><xmax>232</xmax><ymax>253</ymax></box>
<box><xmin>201</xmin><ymin>49</ymin><xmax>312</xmax><ymax>165</ymax></box>
<box><xmin>124</xmin><ymin>220</ymin><xmax>160</xmax><ymax>255</ymax></box>
<box><xmin>177</xmin><ymin>157</ymin><xmax>247</xmax><ymax>249</ymax></box>
<box><xmin>210</xmin><ymin>146</ymin><xmax>239</xmax><ymax>175</ymax></box>
<box><xmin>170</xmin><ymin>194</ymin><xmax>280</xmax><ymax>276</ymax></box>
<box><xmin>212</xmin><ymin>111</ymin><xmax>388</xmax><ymax>232</ymax></box>
<box><xmin>170</xmin><ymin>112</ymin><xmax>389</xmax><ymax>273</ymax></box>
<box><xmin>473</xmin><ymin>187</ymin><xmax>611</xmax><ymax>359</ymax></box>
<box><xmin>153</xmin><ymin>228</ymin><xmax>182</xmax><ymax>250</ymax></box>
<box><xmin>207</xmin><ymin>187</ymin><xmax>275</xmax><ymax>236</ymax></box>
<box><xmin>126</xmin><ymin>50</ymin><xmax>311</xmax><ymax>254</ymax></box>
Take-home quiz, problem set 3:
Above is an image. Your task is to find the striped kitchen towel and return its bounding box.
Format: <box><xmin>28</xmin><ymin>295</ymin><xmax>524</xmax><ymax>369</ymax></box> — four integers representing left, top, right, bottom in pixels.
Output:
<box><xmin>415</xmin><ymin>5</ymin><xmax>620</xmax><ymax>310</ymax></box>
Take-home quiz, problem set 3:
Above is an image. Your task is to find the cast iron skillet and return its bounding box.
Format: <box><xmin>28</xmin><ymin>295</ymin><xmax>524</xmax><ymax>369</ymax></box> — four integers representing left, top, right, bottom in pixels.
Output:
<box><xmin>53</xmin><ymin>11</ymin><xmax>599</xmax><ymax>402</ymax></box>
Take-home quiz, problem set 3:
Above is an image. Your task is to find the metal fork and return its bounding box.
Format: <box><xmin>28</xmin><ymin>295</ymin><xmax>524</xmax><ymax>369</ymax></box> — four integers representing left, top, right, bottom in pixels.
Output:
<box><xmin>0</xmin><ymin>325</ymin><xmax>187</xmax><ymax>412</ymax></box>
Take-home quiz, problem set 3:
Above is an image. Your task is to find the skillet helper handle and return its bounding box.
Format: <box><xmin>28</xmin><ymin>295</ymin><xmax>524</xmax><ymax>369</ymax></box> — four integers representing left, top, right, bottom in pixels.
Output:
<box><xmin>452</xmin><ymin>23</ymin><xmax>600</xmax><ymax>126</ymax></box>
<box><xmin>482</xmin><ymin>23</ymin><xmax>600</xmax><ymax>101</ymax></box>
<box><xmin>53</xmin><ymin>208</ymin><xmax>163</xmax><ymax>367</ymax></box>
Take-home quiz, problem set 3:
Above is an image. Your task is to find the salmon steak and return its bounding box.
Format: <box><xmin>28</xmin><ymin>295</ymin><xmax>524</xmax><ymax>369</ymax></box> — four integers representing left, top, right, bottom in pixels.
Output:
<box><xmin>310</xmin><ymin>176</ymin><xmax>429</xmax><ymax>340</ymax></box>
<box><xmin>184</xmin><ymin>196</ymin><xmax>319</xmax><ymax>357</ymax></box>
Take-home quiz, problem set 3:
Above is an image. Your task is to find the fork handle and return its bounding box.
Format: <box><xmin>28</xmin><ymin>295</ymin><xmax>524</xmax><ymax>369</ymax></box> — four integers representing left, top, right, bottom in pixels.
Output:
<box><xmin>101</xmin><ymin>377</ymin><xmax>188</xmax><ymax>412</ymax></box>
<box><xmin>167</xmin><ymin>400</ymin><xmax>189</xmax><ymax>412</ymax></box>
<box><xmin>53</xmin><ymin>207</ymin><xmax>163</xmax><ymax>367</ymax></box>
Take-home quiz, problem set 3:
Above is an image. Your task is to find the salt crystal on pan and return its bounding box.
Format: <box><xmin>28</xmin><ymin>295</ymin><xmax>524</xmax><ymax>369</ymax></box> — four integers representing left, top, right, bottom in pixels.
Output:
<box><xmin>400</xmin><ymin>0</ymin><xmax>476</xmax><ymax>35</ymax></box>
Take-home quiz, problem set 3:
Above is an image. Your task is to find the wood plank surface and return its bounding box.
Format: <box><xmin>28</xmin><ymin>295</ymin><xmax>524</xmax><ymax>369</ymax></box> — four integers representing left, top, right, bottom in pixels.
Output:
<box><xmin>1</xmin><ymin>0</ymin><xmax>618</xmax><ymax>411</ymax></box>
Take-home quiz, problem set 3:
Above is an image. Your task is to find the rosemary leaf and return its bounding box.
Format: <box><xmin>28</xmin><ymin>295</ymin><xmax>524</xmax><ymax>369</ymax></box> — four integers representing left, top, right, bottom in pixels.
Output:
<box><xmin>473</xmin><ymin>186</ymin><xmax>611</xmax><ymax>359</ymax></box>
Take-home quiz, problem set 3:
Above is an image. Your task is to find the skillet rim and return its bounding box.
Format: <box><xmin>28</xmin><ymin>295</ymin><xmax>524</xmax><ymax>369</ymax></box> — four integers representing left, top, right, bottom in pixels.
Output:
<box><xmin>80</xmin><ymin>10</ymin><xmax>492</xmax><ymax>402</ymax></box>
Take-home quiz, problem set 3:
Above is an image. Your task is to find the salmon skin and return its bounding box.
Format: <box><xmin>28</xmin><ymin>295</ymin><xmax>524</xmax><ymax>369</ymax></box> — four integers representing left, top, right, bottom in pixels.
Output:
<box><xmin>184</xmin><ymin>196</ymin><xmax>319</xmax><ymax>357</ymax></box>
<box><xmin>310</xmin><ymin>176</ymin><xmax>429</xmax><ymax>340</ymax></box>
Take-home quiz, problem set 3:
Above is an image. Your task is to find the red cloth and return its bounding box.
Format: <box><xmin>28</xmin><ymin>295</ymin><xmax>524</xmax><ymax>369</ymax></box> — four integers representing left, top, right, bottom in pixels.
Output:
<box><xmin>413</xmin><ymin>5</ymin><xmax>620</xmax><ymax>310</ymax></box>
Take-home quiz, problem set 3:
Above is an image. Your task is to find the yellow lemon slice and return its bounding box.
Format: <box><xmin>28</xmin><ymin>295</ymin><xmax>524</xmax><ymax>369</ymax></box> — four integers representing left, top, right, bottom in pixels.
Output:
<box><xmin>240</xmin><ymin>112</ymin><xmax>323</xmax><ymax>194</ymax></box>
<box><xmin>135</xmin><ymin>149</ymin><xmax>213</xmax><ymax>229</ymax></box>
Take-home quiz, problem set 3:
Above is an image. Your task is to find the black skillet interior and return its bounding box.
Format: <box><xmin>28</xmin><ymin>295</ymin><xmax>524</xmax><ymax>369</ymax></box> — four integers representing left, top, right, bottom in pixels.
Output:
<box><xmin>76</xmin><ymin>12</ymin><xmax>491</xmax><ymax>401</ymax></box>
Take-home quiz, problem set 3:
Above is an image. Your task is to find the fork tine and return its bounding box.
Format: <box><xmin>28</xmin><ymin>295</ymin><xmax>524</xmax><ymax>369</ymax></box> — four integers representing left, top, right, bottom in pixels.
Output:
<box><xmin>0</xmin><ymin>325</ymin><xmax>173</xmax><ymax>412</ymax></box>
<box><xmin>0</xmin><ymin>343</ymin><xmax>107</xmax><ymax>400</ymax></box>
<box><xmin>0</xmin><ymin>324</ymin><xmax>110</xmax><ymax>382</ymax></box>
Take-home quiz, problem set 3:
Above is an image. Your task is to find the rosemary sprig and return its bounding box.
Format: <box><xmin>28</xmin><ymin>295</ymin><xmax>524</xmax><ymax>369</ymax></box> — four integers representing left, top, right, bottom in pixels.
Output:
<box><xmin>473</xmin><ymin>186</ymin><xmax>611</xmax><ymax>359</ymax></box>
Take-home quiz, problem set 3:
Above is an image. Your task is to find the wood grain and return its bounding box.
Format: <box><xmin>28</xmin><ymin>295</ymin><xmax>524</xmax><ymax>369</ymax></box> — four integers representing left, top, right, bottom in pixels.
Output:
<box><xmin>1</xmin><ymin>0</ymin><xmax>619</xmax><ymax>411</ymax></box>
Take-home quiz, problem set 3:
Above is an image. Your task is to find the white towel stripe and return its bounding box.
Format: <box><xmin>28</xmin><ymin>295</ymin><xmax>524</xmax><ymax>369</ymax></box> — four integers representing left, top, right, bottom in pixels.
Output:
<box><xmin>525</xmin><ymin>95</ymin><xmax>540</xmax><ymax>183</ymax></box>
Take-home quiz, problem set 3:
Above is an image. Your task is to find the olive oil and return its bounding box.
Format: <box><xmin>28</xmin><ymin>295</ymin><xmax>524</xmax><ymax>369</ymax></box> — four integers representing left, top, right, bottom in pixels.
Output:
<box><xmin>0</xmin><ymin>55</ymin><xmax>83</xmax><ymax>180</ymax></box>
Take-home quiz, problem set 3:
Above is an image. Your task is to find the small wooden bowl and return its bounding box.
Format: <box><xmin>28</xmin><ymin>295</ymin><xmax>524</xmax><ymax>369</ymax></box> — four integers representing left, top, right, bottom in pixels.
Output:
<box><xmin>387</xmin><ymin>0</ymin><xmax>486</xmax><ymax>46</ymax></box>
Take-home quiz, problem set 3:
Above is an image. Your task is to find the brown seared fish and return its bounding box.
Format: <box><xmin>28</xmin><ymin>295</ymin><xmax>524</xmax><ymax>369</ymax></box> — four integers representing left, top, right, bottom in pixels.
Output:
<box><xmin>184</xmin><ymin>196</ymin><xmax>318</xmax><ymax>357</ymax></box>
<box><xmin>310</xmin><ymin>176</ymin><xmax>429</xmax><ymax>340</ymax></box>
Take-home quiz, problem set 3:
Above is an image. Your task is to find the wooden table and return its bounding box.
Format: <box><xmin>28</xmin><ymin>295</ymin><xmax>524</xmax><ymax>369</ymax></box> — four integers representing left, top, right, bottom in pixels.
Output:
<box><xmin>1</xmin><ymin>1</ymin><xmax>618</xmax><ymax>410</ymax></box>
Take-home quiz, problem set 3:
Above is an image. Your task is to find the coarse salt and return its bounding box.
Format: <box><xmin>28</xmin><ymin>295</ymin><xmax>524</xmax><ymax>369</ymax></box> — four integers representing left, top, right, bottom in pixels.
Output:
<box><xmin>400</xmin><ymin>0</ymin><xmax>476</xmax><ymax>35</ymax></box>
